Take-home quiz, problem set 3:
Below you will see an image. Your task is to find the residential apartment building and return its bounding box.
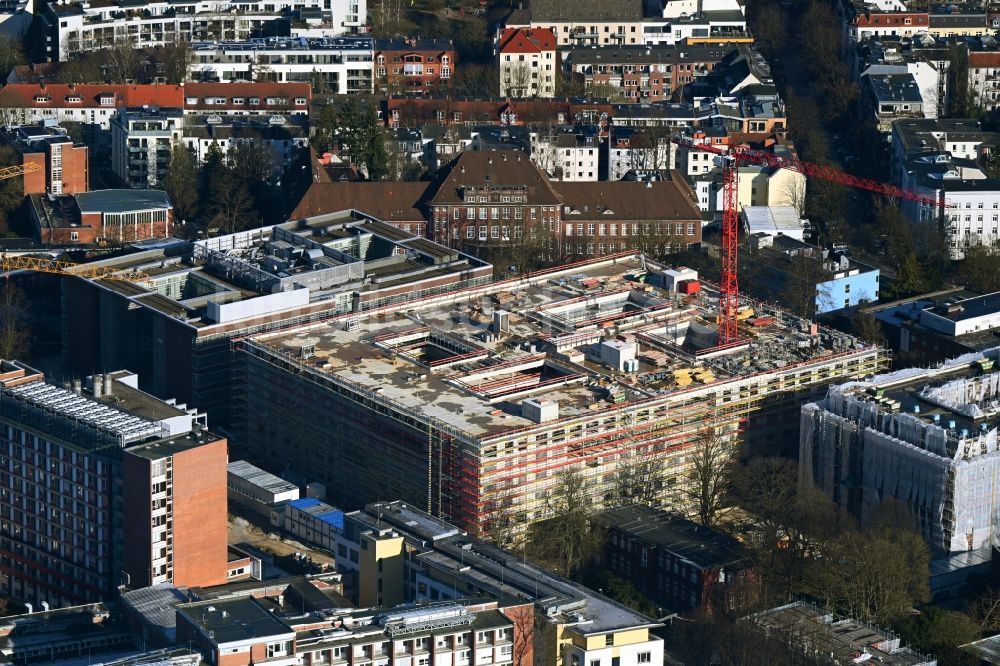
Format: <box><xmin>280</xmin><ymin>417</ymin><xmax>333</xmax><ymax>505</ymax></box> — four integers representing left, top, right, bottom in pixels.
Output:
<box><xmin>502</xmin><ymin>0</ymin><xmax>747</xmax><ymax>48</ymax></box>
<box><xmin>870</xmin><ymin>289</ymin><xmax>1000</xmax><ymax>368</ymax></box>
<box><xmin>181</xmin><ymin>114</ymin><xmax>310</xmax><ymax>179</ymax></box>
<box><xmin>0</xmin><ymin>361</ymin><xmax>228</xmax><ymax>608</ymax></box>
<box><xmin>862</xmin><ymin>72</ymin><xmax>925</xmax><ymax>133</ymax></box>
<box><xmin>530</xmin><ymin>125</ymin><xmax>602</xmax><ymax>181</ymax></box>
<box><xmin>29</xmin><ymin>189</ymin><xmax>173</xmax><ymax>244</ymax></box>
<box><xmin>178</xmin><ymin>596</ymin><xmax>529</xmax><ymax>666</ymax></box>
<box><xmin>110</xmin><ymin>107</ymin><xmax>183</xmax><ymax>189</ymax></box>
<box><xmin>503</xmin><ymin>0</ymin><xmax>645</xmax><ymax>48</ymax></box>
<box><xmin>565</xmin><ymin>43</ymin><xmax>731</xmax><ymax>101</ymax></box>
<box><xmin>336</xmin><ymin>501</ymin><xmax>663</xmax><ymax>666</ymax></box>
<box><xmin>676</xmin><ymin>132</ymin><xmax>806</xmax><ymax>220</ymax></box>
<box><xmin>498</xmin><ymin>28</ymin><xmax>557</xmax><ymax>98</ymax></box>
<box><xmin>801</xmin><ymin>349</ymin><xmax>1000</xmax><ymax>555</ymax></box>
<box><xmin>845</xmin><ymin>11</ymin><xmax>930</xmax><ymax>45</ymax></box>
<box><xmin>746</xmin><ymin>235</ymin><xmax>880</xmax><ymax>315</ymax></box>
<box><xmin>40</xmin><ymin>0</ymin><xmax>366</xmax><ymax>62</ymax></box>
<box><xmin>890</xmin><ymin>118</ymin><xmax>1000</xmax><ymax>258</ymax></box>
<box><xmin>181</xmin><ymin>82</ymin><xmax>312</xmax><ymax>117</ymax></box>
<box><xmin>0</xmin><ymin>85</ymin><xmax>184</xmax><ymax>135</ymax></box>
<box><xmin>967</xmin><ymin>50</ymin><xmax>1000</xmax><ymax>114</ymax></box>
<box><xmin>188</xmin><ymin>37</ymin><xmax>374</xmax><ymax>94</ymax></box>
<box><xmin>1</xmin><ymin>121</ymin><xmax>88</xmax><ymax>196</ymax></box>
<box><xmin>375</xmin><ymin>38</ymin><xmax>454</xmax><ymax>95</ymax></box>
<box><xmin>594</xmin><ymin>505</ymin><xmax>756</xmax><ymax>614</ymax></box>
<box><xmin>607</xmin><ymin>126</ymin><xmax>673</xmax><ymax>180</ymax></box>
<box><xmin>384</xmin><ymin>98</ymin><xmax>612</xmax><ymax>129</ymax></box>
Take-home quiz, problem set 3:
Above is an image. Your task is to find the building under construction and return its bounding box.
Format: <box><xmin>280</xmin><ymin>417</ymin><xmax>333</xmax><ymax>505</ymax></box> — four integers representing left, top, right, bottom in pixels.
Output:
<box><xmin>236</xmin><ymin>252</ymin><xmax>886</xmax><ymax>535</ymax></box>
<box><xmin>61</xmin><ymin>213</ymin><xmax>492</xmax><ymax>427</ymax></box>
<box><xmin>801</xmin><ymin>348</ymin><xmax>1000</xmax><ymax>555</ymax></box>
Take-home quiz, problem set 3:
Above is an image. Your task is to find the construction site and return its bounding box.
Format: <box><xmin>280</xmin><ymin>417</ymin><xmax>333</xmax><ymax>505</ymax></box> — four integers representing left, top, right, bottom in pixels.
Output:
<box><xmin>60</xmin><ymin>213</ymin><xmax>493</xmax><ymax>426</ymax></box>
<box><xmin>236</xmin><ymin>252</ymin><xmax>886</xmax><ymax>535</ymax></box>
<box><xmin>801</xmin><ymin>348</ymin><xmax>1000</xmax><ymax>555</ymax></box>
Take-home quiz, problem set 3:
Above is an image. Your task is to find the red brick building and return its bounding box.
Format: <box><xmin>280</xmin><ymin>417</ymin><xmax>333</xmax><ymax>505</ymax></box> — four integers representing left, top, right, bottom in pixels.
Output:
<box><xmin>385</xmin><ymin>97</ymin><xmax>611</xmax><ymax>128</ymax></box>
<box><xmin>3</xmin><ymin>122</ymin><xmax>89</xmax><ymax>196</ymax></box>
<box><xmin>0</xmin><ymin>363</ymin><xmax>228</xmax><ymax>608</ymax></box>
<box><xmin>375</xmin><ymin>38</ymin><xmax>455</xmax><ymax>95</ymax></box>
<box><xmin>290</xmin><ymin>150</ymin><xmax>701</xmax><ymax>261</ymax></box>
<box><xmin>29</xmin><ymin>189</ymin><xmax>172</xmax><ymax>244</ymax></box>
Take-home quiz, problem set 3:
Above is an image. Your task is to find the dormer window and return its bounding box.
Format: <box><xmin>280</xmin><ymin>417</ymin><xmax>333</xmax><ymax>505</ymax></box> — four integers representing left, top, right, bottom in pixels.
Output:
<box><xmin>249</xmin><ymin>97</ymin><xmax>260</xmax><ymax>105</ymax></box>
<box><xmin>904</xmin><ymin>17</ymin><xmax>911</xmax><ymax>25</ymax></box>
<box><xmin>294</xmin><ymin>97</ymin><xmax>307</xmax><ymax>106</ymax></box>
<box><xmin>99</xmin><ymin>94</ymin><xmax>114</xmax><ymax>106</ymax></box>
<box><xmin>185</xmin><ymin>97</ymin><xmax>198</xmax><ymax>105</ymax></box>
<box><xmin>33</xmin><ymin>95</ymin><xmax>51</xmax><ymax>103</ymax></box>
<box><xmin>65</xmin><ymin>95</ymin><xmax>82</xmax><ymax>104</ymax></box>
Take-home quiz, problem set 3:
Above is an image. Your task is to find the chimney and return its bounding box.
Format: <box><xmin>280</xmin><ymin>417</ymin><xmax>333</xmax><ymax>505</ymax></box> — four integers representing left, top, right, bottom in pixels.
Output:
<box><xmin>71</xmin><ymin>380</ymin><xmax>81</xmax><ymax>395</ymax></box>
<box><xmin>103</xmin><ymin>374</ymin><xmax>113</xmax><ymax>397</ymax></box>
<box><xmin>92</xmin><ymin>374</ymin><xmax>102</xmax><ymax>399</ymax></box>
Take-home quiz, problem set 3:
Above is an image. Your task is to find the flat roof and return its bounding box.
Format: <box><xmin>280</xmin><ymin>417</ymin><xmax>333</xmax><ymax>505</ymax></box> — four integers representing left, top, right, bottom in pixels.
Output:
<box><xmin>750</xmin><ymin>603</ymin><xmax>933</xmax><ymax>665</ymax></box>
<box><xmin>177</xmin><ymin>598</ymin><xmax>294</xmax><ymax>644</ymax></box>
<box><xmin>228</xmin><ymin>460</ymin><xmax>299</xmax><ymax>495</ymax></box>
<box><xmin>75</xmin><ymin>189</ymin><xmax>171</xmax><ymax>214</ymax></box>
<box><xmin>596</xmin><ymin>505</ymin><xmax>749</xmax><ymax>569</ymax></box>
<box><xmin>251</xmin><ymin>255</ymin><xmax>866</xmax><ymax>440</ymax></box>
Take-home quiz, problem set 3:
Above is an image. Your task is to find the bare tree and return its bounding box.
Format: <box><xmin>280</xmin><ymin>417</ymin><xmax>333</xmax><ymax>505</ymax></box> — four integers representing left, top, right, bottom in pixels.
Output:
<box><xmin>105</xmin><ymin>36</ymin><xmax>141</xmax><ymax>84</ymax></box>
<box><xmin>503</xmin><ymin>63</ymin><xmax>532</xmax><ymax>98</ymax></box>
<box><xmin>159</xmin><ymin>39</ymin><xmax>193</xmax><ymax>85</ymax></box>
<box><xmin>681</xmin><ymin>428</ymin><xmax>734</xmax><ymax>528</ymax></box>
<box><xmin>971</xmin><ymin>587</ymin><xmax>1000</xmax><ymax>634</ymax></box>
<box><xmin>529</xmin><ymin>468</ymin><xmax>603</xmax><ymax>575</ymax></box>
<box><xmin>479</xmin><ymin>481</ymin><xmax>521</xmax><ymax>548</ymax></box>
<box><xmin>0</xmin><ymin>282</ymin><xmax>29</xmax><ymax>361</ymax></box>
<box><xmin>208</xmin><ymin>179</ymin><xmax>257</xmax><ymax>234</ymax></box>
<box><xmin>778</xmin><ymin>174</ymin><xmax>808</xmax><ymax>217</ymax></box>
<box><xmin>607</xmin><ymin>446</ymin><xmax>662</xmax><ymax>508</ymax></box>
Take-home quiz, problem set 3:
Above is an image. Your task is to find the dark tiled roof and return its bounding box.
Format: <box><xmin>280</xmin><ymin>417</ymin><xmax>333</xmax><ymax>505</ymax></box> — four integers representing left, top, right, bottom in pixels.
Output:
<box><xmin>595</xmin><ymin>504</ymin><xmax>749</xmax><ymax>569</ymax></box>
<box><xmin>555</xmin><ymin>175</ymin><xmax>700</xmax><ymax>221</ymax></box>
<box><xmin>528</xmin><ymin>0</ymin><xmax>643</xmax><ymax>22</ymax></box>
<box><xmin>427</xmin><ymin>150</ymin><xmax>562</xmax><ymax>205</ymax></box>
<box><xmin>289</xmin><ymin>181</ymin><xmax>428</xmax><ymax>222</ymax></box>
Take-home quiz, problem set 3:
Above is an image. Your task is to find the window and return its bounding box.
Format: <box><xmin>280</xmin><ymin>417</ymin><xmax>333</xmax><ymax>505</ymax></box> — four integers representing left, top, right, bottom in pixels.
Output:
<box><xmin>233</xmin><ymin>97</ymin><xmax>245</xmax><ymax>105</ymax></box>
<box><xmin>467</xmin><ymin>226</ymin><xmax>475</xmax><ymax>239</ymax></box>
<box><xmin>491</xmin><ymin>207</ymin><xmax>499</xmax><ymax>219</ymax></box>
<box><xmin>491</xmin><ymin>226</ymin><xmax>500</xmax><ymax>239</ymax></box>
<box><xmin>453</xmin><ymin>209</ymin><xmax>460</xmax><ymax>220</ymax></box>
<box><xmin>479</xmin><ymin>226</ymin><xmax>487</xmax><ymax>240</ymax></box>
<box><xmin>479</xmin><ymin>208</ymin><xmax>487</xmax><ymax>220</ymax></box>
<box><xmin>266</xmin><ymin>642</ymin><xmax>289</xmax><ymax>658</ymax></box>
<box><xmin>605</xmin><ymin>635</ymin><xmax>614</xmax><ymax>647</ymax></box>
<box><xmin>637</xmin><ymin>653</ymin><xmax>651</xmax><ymax>664</ymax></box>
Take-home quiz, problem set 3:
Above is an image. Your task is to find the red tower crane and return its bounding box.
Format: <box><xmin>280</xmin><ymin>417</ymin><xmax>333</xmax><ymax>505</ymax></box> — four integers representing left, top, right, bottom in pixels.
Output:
<box><xmin>671</xmin><ymin>136</ymin><xmax>947</xmax><ymax>346</ymax></box>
